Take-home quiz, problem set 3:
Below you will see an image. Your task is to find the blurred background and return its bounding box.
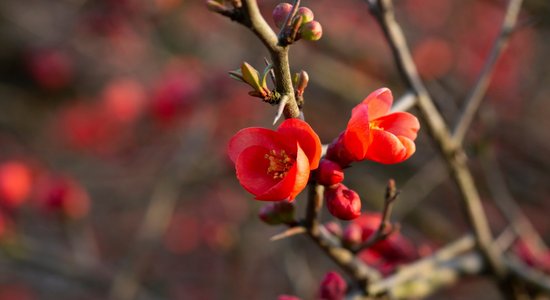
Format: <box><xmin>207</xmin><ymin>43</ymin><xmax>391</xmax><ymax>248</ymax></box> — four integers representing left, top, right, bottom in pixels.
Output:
<box><xmin>0</xmin><ymin>0</ymin><xmax>549</xmax><ymax>299</ymax></box>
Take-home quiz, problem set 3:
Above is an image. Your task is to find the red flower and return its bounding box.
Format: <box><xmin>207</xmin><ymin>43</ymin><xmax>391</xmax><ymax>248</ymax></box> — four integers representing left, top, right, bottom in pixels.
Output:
<box><xmin>228</xmin><ymin>119</ymin><xmax>321</xmax><ymax>201</ymax></box>
<box><xmin>327</xmin><ymin>88</ymin><xmax>420</xmax><ymax>165</ymax></box>
<box><xmin>324</xmin><ymin>184</ymin><xmax>361</xmax><ymax>220</ymax></box>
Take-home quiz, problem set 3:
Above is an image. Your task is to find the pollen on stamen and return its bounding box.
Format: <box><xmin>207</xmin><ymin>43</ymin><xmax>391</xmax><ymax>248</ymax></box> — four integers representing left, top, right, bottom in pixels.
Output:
<box><xmin>264</xmin><ymin>149</ymin><xmax>294</xmax><ymax>180</ymax></box>
<box><xmin>369</xmin><ymin>122</ymin><xmax>384</xmax><ymax>130</ymax></box>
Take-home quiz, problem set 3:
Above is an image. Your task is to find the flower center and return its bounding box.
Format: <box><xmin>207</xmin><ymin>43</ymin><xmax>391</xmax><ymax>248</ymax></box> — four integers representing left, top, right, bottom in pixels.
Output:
<box><xmin>264</xmin><ymin>149</ymin><xmax>294</xmax><ymax>180</ymax></box>
<box><xmin>369</xmin><ymin>122</ymin><xmax>384</xmax><ymax>130</ymax></box>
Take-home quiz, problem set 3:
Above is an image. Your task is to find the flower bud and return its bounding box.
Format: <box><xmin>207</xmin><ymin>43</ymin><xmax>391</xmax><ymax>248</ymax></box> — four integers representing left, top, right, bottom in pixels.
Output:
<box><xmin>296</xmin><ymin>7</ymin><xmax>314</xmax><ymax>25</ymax></box>
<box><xmin>318</xmin><ymin>271</ymin><xmax>347</xmax><ymax>300</ymax></box>
<box><xmin>324</xmin><ymin>221</ymin><xmax>342</xmax><ymax>238</ymax></box>
<box><xmin>342</xmin><ymin>223</ymin><xmax>362</xmax><ymax>248</ymax></box>
<box><xmin>325</xmin><ymin>184</ymin><xmax>361</xmax><ymax>220</ymax></box>
<box><xmin>294</xmin><ymin>70</ymin><xmax>309</xmax><ymax>97</ymax></box>
<box><xmin>258</xmin><ymin>201</ymin><xmax>295</xmax><ymax>225</ymax></box>
<box><xmin>317</xmin><ymin>159</ymin><xmax>344</xmax><ymax>187</ymax></box>
<box><xmin>273</xmin><ymin>3</ymin><xmax>293</xmax><ymax>29</ymax></box>
<box><xmin>300</xmin><ymin>21</ymin><xmax>323</xmax><ymax>41</ymax></box>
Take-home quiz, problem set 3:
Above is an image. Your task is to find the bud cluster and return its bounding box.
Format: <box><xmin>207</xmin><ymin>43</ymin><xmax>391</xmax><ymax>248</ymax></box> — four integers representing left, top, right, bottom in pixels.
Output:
<box><xmin>272</xmin><ymin>3</ymin><xmax>323</xmax><ymax>44</ymax></box>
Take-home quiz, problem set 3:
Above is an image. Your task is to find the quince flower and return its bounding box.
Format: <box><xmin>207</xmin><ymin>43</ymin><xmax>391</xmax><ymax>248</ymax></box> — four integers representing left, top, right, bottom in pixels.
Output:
<box><xmin>228</xmin><ymin>119</ymin><xmax>321</xmax><ymax>201</ymax></box>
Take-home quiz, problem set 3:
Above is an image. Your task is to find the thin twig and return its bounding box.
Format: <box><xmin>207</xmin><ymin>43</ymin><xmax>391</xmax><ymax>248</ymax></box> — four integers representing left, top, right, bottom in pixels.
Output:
<box><xmin>505</xmin><ymin>255</ymin><xmax>550</xmax><ymax>293</ymax></box>
<box><xmin>217</xmin><ymin>0</ymin><xmax>301</xmax><ymax>119</ymax></box>
<box><xmin>270</xmin><ymin>226</ymin><xmax>306</xmax><ymax>241</ymax></box>
<box><xmin>303</xmin><ymin>182</ymin><xmax>382</xmax><ymax>289</ymax></box>
<box><xmin>354</xmin><ymin>179</ymin><xmax>399</xmax><ymax>253</ymax></box>
<box><xmin>390</xmin><ymin>91</ymin><xmax>417</xmax><ymax>113</ymax></box>
<box><xmin>367</xmin><ymin>0</ymin><xmax>506</xmax><ymax>277</ymax></box>
<box><xmin>368</xmin><ymin>235</ymin><xmax>478</xmax><ymax>296</ymax></box>
<box><xmin>481</xmin><ymin>145</ymin><xmax>548</xmax><ymax>253</ymax></box>
<box><xmin>452</xmin><ymin>0</ymin><xmax>525</xmax><ymax>144</ymax></box>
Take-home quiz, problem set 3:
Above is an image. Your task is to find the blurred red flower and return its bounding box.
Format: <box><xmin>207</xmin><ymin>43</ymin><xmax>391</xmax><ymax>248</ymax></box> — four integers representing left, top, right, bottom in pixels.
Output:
<box><xmin>228</xmin><ymin>119</ymin><xmax>321</xmax><ymax>201</ymax></box>
<box><xmin>33</xmin><ymin>175</ymin><xmax>90</xmax><ymax>220</ymax></box>
<box><xmin>353</xmin><ymin>213</ymin><xmax>417</xmax><ymax>274</ymax></box>
<box><xmin>318</xmin><ymin>271</ymin><xmax>347</xmax><ymax>300</ymax></box>
<box><xmin>0</xmin><ymin>161</ymin><xmax>32</xmax><ymax>208</ymax></box>
<box><xmin>26</xmin><ymin>48</ymin><xmax>73</xmax><ymax>91</ymax></box>
<box><xmin>327</xmin><ymin>88</ymin><xmax>420</xmax><ymax>165</ymax></box>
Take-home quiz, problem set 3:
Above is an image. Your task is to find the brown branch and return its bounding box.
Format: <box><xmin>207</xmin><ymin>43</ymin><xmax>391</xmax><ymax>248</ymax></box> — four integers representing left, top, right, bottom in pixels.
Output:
<box><xmin>452</xmin><ymin>0</ymin><xmax>525</xmax><ymax>144</ymax></box>
<box><xmin>303</xmin><ymin>182</ymin><xmax>382</xmax><ymax>290</ymax></box>
<box><xmin>354</xmin><ymin>179</ymin><xmax>399</xmax><ymax>253</ymax></box>
<box><xmin>505</xmin><ymin>255</ymin><xmax>550</xmax><ymax>294</ymax></box>
<box><xmin>480</xmin><ymin>145</ymin><xmax>548</xmax><ymax>253</ymax></box>
<box><xmin>390</xmin><ymin>91</ymin><xmax>417</xmax><ymax>113</ymax></box>
<box><xmin>215</xmin><ymin>0</ymin><xmax>301</xmax><ymax>119</ymax></box>
<box><xmin>367</xmin><ymin>0</ymin><xmax>506</xmax><ymax>278</ymax></box>
<box><xmin>367</xmin><ymin>235</ymin><xmax>478</xmax><ymax>297</ymax></box>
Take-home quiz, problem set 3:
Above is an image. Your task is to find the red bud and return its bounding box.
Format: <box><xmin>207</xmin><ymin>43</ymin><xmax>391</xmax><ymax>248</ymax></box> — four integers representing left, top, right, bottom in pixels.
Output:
<box><xmin>300</xmin><ymin>21</ymin><xmax>323</xmax><ymax>41</ymax></box>
<box><xmin>318</xmin><ymin>271</ymin><xmax>347</xmax><ymax>300</ymax></box>
<box><xmin>296</xmin><ymin>7</ymin><xmax>314</xmax><ymax>24</ymax></box>
<box><xmin>273</xmin><ymin>3</ymin><xmax>293</xmax><ymax>29</ymax></box>
<box><xmin>325</xmin><ymin>184</ymin><xmax>361</xmax><ymax>220</ymax></box>
<box><xmin>317</xmin><ymin>159</ymin><xmax>344</xmax><ymax>187</ymax></box>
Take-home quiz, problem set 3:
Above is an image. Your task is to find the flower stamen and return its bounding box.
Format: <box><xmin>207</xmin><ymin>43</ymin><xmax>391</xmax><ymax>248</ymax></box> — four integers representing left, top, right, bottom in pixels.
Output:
<box><xmin>369</xmin><ymin>122</ymin><xmax>384</xmax><ymax>130</ymax></box>
<box><xmin>264</xmin><ymin>149</ymin><xmax>294</xmax><ymax>180</ymax></box>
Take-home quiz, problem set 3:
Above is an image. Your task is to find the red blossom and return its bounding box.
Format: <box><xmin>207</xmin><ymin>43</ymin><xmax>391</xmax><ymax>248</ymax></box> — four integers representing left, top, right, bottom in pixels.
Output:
<box><xmin>326</xmin><ymin>88</ymin><xmax>420</xmax><ymax>165</ymax></box>
<box><xmin>324</xmin><ymin>184</ymin><xmax>361</xmax><ymax>220</ymax></box>
<box><xmin>33</xmin><ymin>176</ymin><xmax>90</xmax><ymax>220</ymax></box>
<box><xmin>228</xmin><ymin>119</ymin><xmax>321</xmax><ymax>201</ymax></box>
<box><xmin>318</xmin><ymin>271</ymin><xmax>347</xmax><ymax>300</ymax></box>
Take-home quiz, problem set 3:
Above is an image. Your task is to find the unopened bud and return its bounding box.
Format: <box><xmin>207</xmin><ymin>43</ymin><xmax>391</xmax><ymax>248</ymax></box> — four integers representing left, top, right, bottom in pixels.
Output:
<box><xmin>317</xmin><ymin>159</ymin><xmax>344</xmax><ymax>187</ymax></box>
<box><xmin>324</xmin><ymin>221</ymin><xmax>342</xmax><ymax>238</ymax></box>
<box><xmin>318</xmin><ymin>271</ymin><xmax>347</xmax><ymax>300</ymax></box>
<box><xmin>325</xmin><ymin>184</ymin><xmax>361</xmax><ymax>220</ymax></box>
<box><xmin>259</xmin><ymin>201</ymin><xmax>295</xmax><ymax>225</ymax></box>
<box><xmin>294</xmin><ymin>70</ymin><xmax>309</xmax><ymax>97</ymax></box>
<box><xmin>300</xmin><ymin>21</ymin><xmax>323</xmax><ymax>41</ymax></box>
<box><xmin>342</xmin><ymin>223</ymin><xmax>362</xmax><ymax>248</ymax></box>
<box><xmin>296</xmin><ymin>7</ymin><xmax>314</xmax><ymax>25</ymax></box>
<box><xmin>273</xmin><ymin>3</ymin><xmax>293</xmax><ymax>29</ymax></box>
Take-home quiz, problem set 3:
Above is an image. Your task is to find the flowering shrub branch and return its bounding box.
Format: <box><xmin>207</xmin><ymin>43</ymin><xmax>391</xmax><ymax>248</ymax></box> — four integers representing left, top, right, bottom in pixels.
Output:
<box><xmin>213</xmin><ymin>0</ymin><xmax>550</xmax><ymax>299</ymax></box>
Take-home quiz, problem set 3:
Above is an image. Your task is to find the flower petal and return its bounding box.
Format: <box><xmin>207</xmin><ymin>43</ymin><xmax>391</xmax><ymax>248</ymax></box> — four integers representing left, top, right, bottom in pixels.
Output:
<box><xmin>228</xmin><ymin>127</ymin><xmax>282</xmax><ymax>163</ymax></box>
<box><xmin>372</xmin><ymin>112</ymin><xmax>420</xmax><ymax>140</ymax></box>
<box><xmin>277</xmin><ymin>119</ymin><xmax>322</xmax><ymax>170</ymax></box>
<box><xmin>361</xmin><ymin>88</ymin><xmax>393</xmax><ymax>120</ymax></box>
<box><xmin>257</xmin><ymin>143</ymin><xmax>310</xmax><ymax>201</ymax></box>
<box><xmin>364</xmin><ymin>129</ymin><xmax>407</xmax><ymax>164</ymax></box>
<box><xmin>343</xmin><ymin>103</ymin><xmax>370</xmax><ymax>161</ymax></box>
<box><xmin>235</xmin><ymin>145</ymin><xmax>280</xmax><ymax>197</ymax></box>
<box><xmin>397</xmin><ymin>136</ymin><xmax>416</xmax><ymax>161</ymax></box>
